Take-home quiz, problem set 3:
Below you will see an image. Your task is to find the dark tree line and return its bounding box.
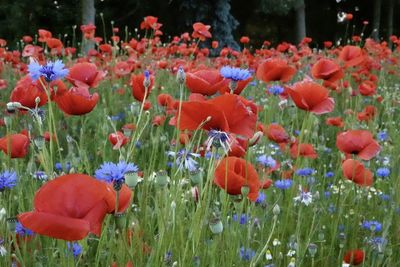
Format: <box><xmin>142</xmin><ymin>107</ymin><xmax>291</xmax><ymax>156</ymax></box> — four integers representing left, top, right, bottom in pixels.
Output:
<box><xmin>0</xmin><ymin>0</ymin><xmax>399</xmax><ymax>49</ymax></box>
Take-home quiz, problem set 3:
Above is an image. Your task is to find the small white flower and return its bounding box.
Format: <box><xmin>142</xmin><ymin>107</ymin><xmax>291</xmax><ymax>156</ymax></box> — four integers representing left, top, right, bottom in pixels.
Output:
<box><xmin>293</xmin><ymin>187</ymin><xmax>313</xmax><ymax>206</ymax></box>
<box><xmin>0</xmin><ymin>208</ymin><xmax>6</xmax><ymax>221</ymax></box>
<box><xmin>265</xmin><ymin>250</ymin><xmax>273</xmax><ymax>260</ymax></box>
<box><xmin>287</xmin><ymin>249</ymin><xmax>296</xmax><ymax>257</ymax></box>
<box><xmin>273</xmin><ymin>238</ymin><xmax>281</xmax><ymax>246</ymax></box>
<box><xmin>0</xmin><ymin>246</ymin><xmax>6</xmax><ymax>257</ymax></box>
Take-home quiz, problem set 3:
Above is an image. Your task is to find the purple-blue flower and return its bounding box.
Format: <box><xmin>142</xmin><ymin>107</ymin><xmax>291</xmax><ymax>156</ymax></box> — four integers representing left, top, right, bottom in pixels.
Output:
<box><xmin>15</xmin><ymin>222</ymin><xmax>34</xmax><ymax>236</ymax></box>
<box><xmin>362</xmin><ymin>220</ymin><xmax>382</xmax><ymax>232</ymax></box>
<box><xmin>67</xmin><ymin>242</ymin><xmax>82</xmax><ymax>258</ymax></box>
<box><xmin>28</xmin><ymin>59</ymin><xmax>69</xmax><ymax>82</ymax></box>
<box><xmin>220</xmin><ymin>66</ymin><xmax>251</xmax><ymax>81</ymax></box>
<box><xmin>268</xmin><ymin>85</ymin><xmax>284</xmax><ymax>95</ymax></box>
<box><xmin>274</xmin><ymin>179</ymin><xmax>292</xmax><ymax>190</ymax></box>
<box><xmin>167</xmin><ymin>149</ymin><xmax>200</xmax><ymax>172</ymax></box>
<box><xmin>0</xmin><ymin>171</ymin><xmax>17</xmax><ymax>190</ymax></box>
<box><xmin>295</xmin><ymin>168</ymin><xmax>315</xmax><ymax>176</ymax></box>
<box><xmin>257</xmin><ymin>155</ymin><xmax>277</xmax><ymax>168</ymax></box>
<box><xmin>376</xmin><ymin>167</ymin><xmax>390</xmax><ymax>178</ymax></box>
<box><xmin>95</xmin><ymin>161</ymin><xmax>138</xmax><ymax>183</ymax></box>
<box><xmin>239</xmin><ymin>246</ymin><xmax>255</xmax><ymax>261</ymax></box>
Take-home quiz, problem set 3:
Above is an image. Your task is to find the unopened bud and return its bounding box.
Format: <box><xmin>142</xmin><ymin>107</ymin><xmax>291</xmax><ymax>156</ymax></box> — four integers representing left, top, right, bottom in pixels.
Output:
<box><xmin>249</xmin><ymin>131</ymin><xmax>263</xmax><ymax>146</ymax></box>
<box><xmin>273</xmin><ymin>204</ymin><xmax>281</xmax><ymax>215</ymax></box>
<box><xmin>177</xmin><ymin>66</ymin><xmax>186</xmax><ymax>84</ymax></box>
<box><xmin>35</xmin><ymin>97</ymin><xmax>41</xmax><ymax>105</ymax></box>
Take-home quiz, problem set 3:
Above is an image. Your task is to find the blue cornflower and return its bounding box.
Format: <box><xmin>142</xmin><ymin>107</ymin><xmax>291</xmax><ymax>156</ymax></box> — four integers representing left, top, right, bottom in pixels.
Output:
<box><xmin>256</xmin><ymin>192</ymin><xmax>266</xmax><ymax>204</ymax></box>
<box><xmin>376</xmin><ymin>167</ymin><xmax>390</xmax><ymax>178</ymax></box>
<box><xmin>167</xmin><ymin>149</ymin><xmax>200</xmax><ymax>172</ymax></box>
<box><xmin>67</xmin><ymin>242</ymin><xmax>82</xmax><ymax>258</ymax></box>
<box><xmin>28</xmin><ymin>59</ymin><xmax>69</xmax><ymax>82</ymax></box>
<box><xmin>220</xmin><ymin>66</ymin><xmax>251</xmax><ymax>81</ymax></box>
<box><xmin>95</xmin><ymin>161</ymin><xmax>138</xmax><ymax>183</ymax></box>
<box><xmin>15</xmin><ymin>222</ymin><xmax>34</xmax><ymax>236</ymax></box>
<box><xmin>110</xmin><ymin>112</ymin><xmax>126</xmax><ymax>121</ymax></box>
<box><xmin>0</xmin><ymin>171</ymin><xmax>17</xmax><ymax>190</ymax></box>
<box><xmin>257</xmin><ymin>155</ymin><xmax>277</xmax><ymax>168</ymax></box>
<box><xmin>325</xmin><ymin>171</ymin><xmax>334</xmax><ymax>178</ymax></box>
<box><xmin>33</xmin><ymin>171</ymin><xmax>48</xmax><ymax>180</ymax></box>
<box><xmin>274</xmin><ymin>179</ymin><xmax>293</xmax><ymax>190</ymax></box>
<box><xmin>362</xmin><ymin>220</ymin><xmax>382</xmax><ymax>232</ymax></box>
<box><xmin>377</xmin><ymin>131</ymin><xmax>388</xmax><ymax>141</ymax></box>
<box><xmin>205</xmin><ymin>151</ymin><xmax>221</xmax><ymax>160</ymax></box>
<box><xmin>233</xmin><ymin>214</ymin><xmax>249</xmax><ymax>225</ymax></box>
<box><xmin>268</xmin><ymin>85</ymin><xmax>284</xmax><ymax>95</ymax></box>
<box><xmin>295</xmin><ymin>168</ymin><xmax>315</xmax><ymax>176</ymax></box>
<box><xmin>379</xmin><ymin>193</ymin><xmax>390</xmax><ymax>201</ymax></box>
<box><xmin>239</xmin><ymin>246</ymin><xmax>255</xmax><ymax>261</ymax></box>
<box><xmin>55</xmin><ymin>162</ymin><xmax>63</xmax><ymax>172</ymax></box>
<box><xmin>206</xmin><ymin>130</ymin><xmax>231</xmax><ymax>153</ymax></box>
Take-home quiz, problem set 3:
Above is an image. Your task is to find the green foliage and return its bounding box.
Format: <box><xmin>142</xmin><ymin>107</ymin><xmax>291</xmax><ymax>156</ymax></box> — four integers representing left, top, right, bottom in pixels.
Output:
<box><xmin>260</xmin><ymin>0</ymin><xmax>302</xmax><ymax>15</ymax></box>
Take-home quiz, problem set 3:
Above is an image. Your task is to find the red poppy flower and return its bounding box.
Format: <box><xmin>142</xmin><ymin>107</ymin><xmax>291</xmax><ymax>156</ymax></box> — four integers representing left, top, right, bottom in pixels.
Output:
<box><xmin>108</xmin><ymin>131</ymin><xmax>129</xmax><ymax>149</ymax></box>
<box><xmin>339</xmin><ymin>45</ymin><xmax>365</xmax><ymax>67</ymax></box>
<box><xmin>67</xmin><ymin>62</ymin><xmax>106</xmax><ymax>88</ymax></box>
<box><xmin>264</xmin><ymin>123</ymin><xmax>290</xmax><ymax>144</ymax></box>
<box><xmin>342</xmin><ymin>159</ymin><xmax>373</xmax><ymax>186</ymax></box>
<box><xmin>38</xmin><ymin>29</ymin><xmax>52</xmax><ymax>42</ymax></box>
<box><xmin>357</xmin><ymin>105</ymin><xmax>377</xmax><ymax>121</ymax></box>
<box><xmin>53</xmin><ymin>86</ymin><xmax>99</xmax><ymax>115</ymax></box>
<box><xmin>326</xmin><ymin>117</ymin><xmax>344</xmax><ymax>127</ymax></box>
<box><xmin>336</xmin><ymin>130</ymin><xmax>380</xmax><ymax>160</ymax></box>
<box><xmin>290</xmin><ymin>142</ymin><xmax>318</xmax><ymax>159</ymax></box>
<box><xmin>240</xmin><ymin>36</ymin><xmax>250</xmax><ymax>44</ymax></box>
<box><xmin>256</xmin><ymin>59</ymin><xmax>296</xmax><ymax>83</ymax></box>
<box><xmin>140</xmin><ymin>16</ymin><xmax>162</xmax><ymax>30</ymax></box>
<box><xmin>17</xmin><ymin>174</ymin><xmax>131</xmax><ymax>241</ymax></box>
<box><xmin>212</xmin><ymin>41</ymin><xmax>219</xmax><ymax>49</ymax></box>
<box><xmin>80</xmin><ymin>24</ymin><xmax>96</xmax><ymax>40</ymax></box>
<box><xmin>10</xmin><ymin>75</ymin><xmax>48</xmax><ymax>108</ymax></box>
<box><xmin>0</xmin><ymin>133</ymin><xmax>30</xmax><ymax>158</ymax></box>
<box><xmin>185</xmin><ymin>69</ymin><xmax>225</xmax><ymax>96</ymax></box>
<box><xmin>343</xmin><ymin>249</ymin><xmax>365</xmax><ymax>265</ymax></box>
<box><xmin>22</xmin><ymin>36</ymin><xmax>33</xmax><ymax>43</ymax></box>
<box><xmin>228</xmin><ymin>137</ymin><xmax>248</xmax><ymax>158</ymax></box>
<box><xmin>114</xmin><ymin>61</ymin><xmax>134</xmax><ymax>77</ymax></box>
<box><xmin>214</xmin><ymin>156</ymin><xmax>261</xmax><ymax>201</ymax></box>
<box><xmin>287</xmin><ymin>81</ymin><xmax>335</xmax><ymax>114</ymax></box>
<box><xmin>191</xmin><ymin>22</ymin><xmax>212</xmax><ymax>41</ymax></box>
<box><xmin>131</xmin><ymin>73</ymin><xmax>155</xmax><ymax>102</ymax></box>
<box><xmin>359</xmin><ymin>80</ymin><xmax>376</xmax><ymax>96</ymax></box>
<box><xmin>311</xmin><ymin>58</ymin><xmax>343</xmax><ymax>83</ymax></box>
<box><xmin>177</xmin><ymin>94</ymin><xmax>257</xmax><ymax>138</ymax></box>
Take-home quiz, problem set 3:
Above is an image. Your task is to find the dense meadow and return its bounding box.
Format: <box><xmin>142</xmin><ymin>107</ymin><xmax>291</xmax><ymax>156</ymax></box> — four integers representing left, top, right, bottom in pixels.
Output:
<box><xmin>0</xmin><ymin>16</ymin><xmax>400</xmax><ymax>266</ymax></box>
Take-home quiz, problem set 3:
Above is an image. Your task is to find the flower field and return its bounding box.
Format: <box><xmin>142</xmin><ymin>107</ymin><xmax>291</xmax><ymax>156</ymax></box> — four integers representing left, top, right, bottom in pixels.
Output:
<box><xmin>0</xmin><ymin>16</ymin><xmax>400</xmax><ymax>266</ymax></box>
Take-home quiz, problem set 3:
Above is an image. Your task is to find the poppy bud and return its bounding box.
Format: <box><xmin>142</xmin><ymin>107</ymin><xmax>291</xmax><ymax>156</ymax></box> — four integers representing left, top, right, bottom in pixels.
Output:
<box><xmin>114</xmin><ymin>212</ymin><xmax>126</xmax><ymax>231</ymax></box>
<box><xmin>6</xmin><ymin>217</ymin><xmax>17</xmax><ymax>231</ymax></box>
<box><xmin>6</xmin><ymin>102</ymin><xmax>22</xmax><ymax>113</ymax></box>
<box><xmin>241</xmin><ymin>185</ymin><xmax>250</xmax><ymax>198</ymax></box>
<box><xmin>125</xmin><ymin>172</ymin><xmax>139</xmax><ymax>188</ymax></box>
<box><xmin>35</xmin><ymin>97</ymin><xmax>41</xmax><ymax>105</ymax></box>
<box><xmin>155</xmin><ymin>170</ymin><xmax>169</xmax><ymax>187</ymax></box>
<box><xmin>176</xmin><ymin>66</ymin><xmax>186</xmax><ymax>84</ymax></box>
<box><xmin>34</xmin><ymin>136</ymin><xmax>45</xmax><ymax>149</ymax></box>
<box><xmin>189</xmin><ymin>169</ymin><xmax>203</xmax><ymax>185</ymax></box>
<box><xmin>272</xmin><ymin>204</ymin><xmax>280</xmax><ymax>215</ymax></box>
<box><xmin>209</xmin><ymin>218</ymin><xmax>223</xmax><ymax>234</ymax></box>
<box><xmin>249</xmin><ymin>131</ymin><xmax>263</xmax><ymax>146</ymax></box>
<box><xmin>143</xmin><ymin>70</ymin><xmax>151</xmax><ymax>88</ymax></box>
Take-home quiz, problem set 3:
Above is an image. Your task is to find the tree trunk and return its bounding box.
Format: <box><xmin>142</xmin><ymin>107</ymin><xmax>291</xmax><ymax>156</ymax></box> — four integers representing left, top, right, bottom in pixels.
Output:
<box><xmin>372</xmin><ymin>0</ymin><xmax>382</xmax><ymax>40</ymax></box>
<box><xmin>387</xmin><ymin>0</ymin><xmax>394</xmax><ymax>43</ymax></box>
<box><xmin>81</xmin><ymin>0</ymin><xmax>95</xmax><ymax>54</ymax></box>
<box><xmin>295</xmin><ymin>0</ymin><xmax>306</xmax><ymax>44</ymax></box>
